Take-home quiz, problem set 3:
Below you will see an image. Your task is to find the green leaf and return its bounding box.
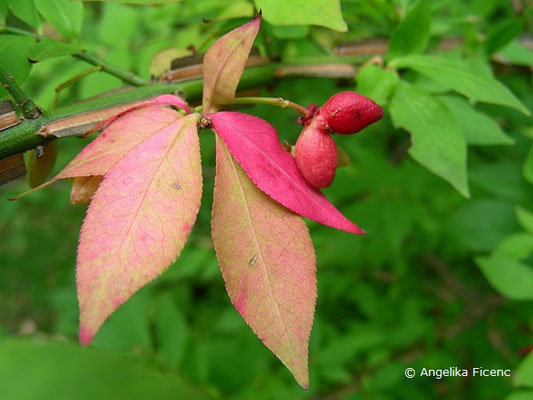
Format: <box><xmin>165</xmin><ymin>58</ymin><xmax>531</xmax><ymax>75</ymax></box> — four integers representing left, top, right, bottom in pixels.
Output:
<box><xmin>439</xmin><ymin>95</ymin><xmax>513</xmax><ymax>146</ymax></box>
<box><xmin>481</xmin><ymin>17</ymin><xmax>524</xmax><ymax>57</ymax></box>
<box><xmin>0</xmin><ymin>340</ymin><xmax>213</xmax><ymax>400</ymax></box>
<box><xmin>516</xmin><ymin>206</ymin><xmax>533</xmax><ymax>235</ymax></box>
<box><xmin>390</xmin><ymin>55</ymin><xmax>530</xmax><ymax>115</ymax></box>
<box><xmin>515</xmin><ymin>353</ymin><xmax>533</xmax><ymax>388</ymax></box>
<box><xmin>24</xmin><ymin>141</ymin><xmax>58</xmax><ymax>188</ymax></box>
<box><xmin>447</xmin><ymin>199</ymin><xmax>519</xmax><ymax>252</ymax></box>
<box><xmin>475</xmin><ymin>256</ymin><xmax>533</xmax><ymax>300</ymax></box>
<box><xmin>217</xmin><ymin>1</ymin><xmax>255</xmax><ymax>20</ymax></box>
<box><xmin>28</xmin><ymin>38</ymin><xmax>78</xmax><ymax>61</ymax></box>
<box><xmin>0</xmin><ymin>1</ymin><xmax>8</xmax><ymax>24</ymax></box>
<box><xmin>0</xmin><ymin>35</ymin><xmax>34</xmax><ymax>96</ymax></box>
<box><xmin>355</xmin><ymin>64</ymin><xmax>399</xmax><ymax>106</ymax></box>
<box><xmin>254</xmin><ymin>0</ymin><xmax>347</xmax><ymax>32</ymax></box>
<box><xmin>498</xmin><ymin>41</ymin><xmax>533</xmax><ymax>67</ymax></box>
<box><xmin>155</xmin><ymin>294</ymin><xmax>189</xmax><ymax>369</ymax></box>
<box><xmin>388</xmin><ymin>0</ymin><xmax>431</xmax><ymax>59</ymax></box>
<box><xmin>98</xmin><ymin>2</ymin><xmax>140</xmax><ymax>47</ymax></box>
<box><xmin>390</xmin><ymin>81</ymin><xmax>469</xmax><ymax>197</ymax></box>
<box><xmin>523</xmin><ymin>145</ymin><xmax>533</xmax><ymax>185</ymax></box>
<box><xmin>506</xmin><ymin>392</ymin><xmax>533</xmax><ymax>400</ymax></box>
<box><xmin>492</xmin><ymin>233</ymin><xmax>533</xmax><ymax>261</ymax></box>
<box><xmin>8</xmin><ymin>0</ymin><xmax>40</xmax><ymax>27</ymax></box>
<box><xmin>34</xmin><ymin>0</ymin><xmax>84</xmax><ymax>41</ymax></box>
<box><xmin>271</xmin><ymin>25</ymin><xmax>310</xmax><ymax>39</ymax></box>
<box><xmin>81</xmin><ymin>0</ymin><xmax>180</xmax><ymax>3</ymax></box>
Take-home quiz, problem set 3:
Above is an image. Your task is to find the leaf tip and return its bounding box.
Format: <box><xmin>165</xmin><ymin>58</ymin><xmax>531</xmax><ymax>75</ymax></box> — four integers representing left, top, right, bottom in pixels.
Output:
<box><xmin>79</xmin><ymin>325</ymin><xmax>94</xmax><ymax>347</ymax></box>
<box><xmin>293</xmin><ymin>365</ymin><xmax>309</xmax><ymax>389</ymax></box>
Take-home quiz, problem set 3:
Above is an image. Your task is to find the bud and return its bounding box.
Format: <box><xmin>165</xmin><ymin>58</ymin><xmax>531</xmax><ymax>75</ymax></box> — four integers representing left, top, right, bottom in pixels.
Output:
<box><xmin>320</xmin><ymin>91</ymin><xmax>383</xmax><ymax>134</ymax></box>
<box><xmin>294</xmin><ymin>117</ymin><xmax>338</xmax><ymax>189</ymax></box>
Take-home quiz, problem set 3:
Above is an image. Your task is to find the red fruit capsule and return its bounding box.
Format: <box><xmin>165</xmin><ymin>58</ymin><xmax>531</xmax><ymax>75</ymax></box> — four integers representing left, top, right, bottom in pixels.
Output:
<box><xmin>320</xmin><ymin>91</ymin><xmax>383</xmax><ymax>134</ymax></box>
<box><xmin>295</xmin><ymin>119</ymin><xmax>338</xmax><ymax>189</ymax></box>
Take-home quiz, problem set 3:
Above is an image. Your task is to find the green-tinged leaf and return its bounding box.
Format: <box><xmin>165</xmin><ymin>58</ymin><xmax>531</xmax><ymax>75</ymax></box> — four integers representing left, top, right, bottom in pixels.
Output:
<box><xmin>516</xmin><ymin>206</ymin><xmax>533</xmax><ymax>235</ymax></box>
<box><xmin>34</xmin><ymin>0</ymin><xmax>84</xmax><ymax>41</ymax></box>
<box><xmin>390</xmin><ymin>55</ymin><xmax>530</xmax><ymax>115</ymax></box>
<box><xmin>24</xmin><ymin>141</ymin><xmax>58</xmax><ymax>188</ymax></box>
<box><xmin>149</xmin><ymin>48</ymin><xmax>191</xmax><ymax>77</ymax></box>
<box><xmin>390</xmin><ymin>81</ymin><xmax>469</xmax><ymax>197</ymax></box>
<box><xmin>202</xmin><ymin>15</ymin><xmax>261</xmax><ymax>112</ymax></box>
<box><xmin>493</xmin><ymin>233</ymin><xmax>533</xmax><ymax>261</ymax></box>
<box><xmin>524</xmin><ymin>145</ymin><xmax>533</xmax><ymax>185</ymax></box>
<box><xmin>28</xmin><ymin>38</ymin><xmax>78</xmax><ymax>62</ymax></box>
<box><xmin>0</xmin><ymin>340</ymin><xmax>213</xmax><ymax>400</ymax></box>
<box><xmin>515</xmin><ymin>353</ymin><xmax>533</xmax><ymax>388</ymax></box>
<box><xmin>388</xmin><ymin>0</ymin><xmax>430</xmax><ymax>59</ymax></box>
<box><xmin>439</xmin><ymin>95</ymin><xmax>513</xmax><ymax>146</ymax></box>
<box><xmin>355</xmin><ymin>64</ymin><xmax>399</xmax><ymax>106</ymax></box>
<box><xmin>481</xmin><ymin>17</ymin><xmax>524</xmax><ymax>57</ymax></box>
<box><xmin>8</xmin><ymin>0</ymin><xmax>40</xmax><ymax>27</ymax></box>
<box><xmin>0</xmin><ymin>35</ymin><xmax>34</xmax><ymax>94</ymax></box>
<box><xmin>498</xmin><ymin>41</ymin><xmax>533</xmax><ymax>66</ymax></box>
<box><xmin>255</xmin><ymin>0</ymin><xmax>347</xmax><ymax>32</ymax></box>
<box><xmin>77</xmin><ymin>114</ymin><xmax>202</xmax><ymax>345</ymax></box>
<box><xmin>211</xmin><ymin>136</ymin><xmax>316</xmax><ymax>388</ymax></box>
<box><xmin>475</xmin><ymin>256</ymin><xmax>533</xmax><ymax>300</ymax></box>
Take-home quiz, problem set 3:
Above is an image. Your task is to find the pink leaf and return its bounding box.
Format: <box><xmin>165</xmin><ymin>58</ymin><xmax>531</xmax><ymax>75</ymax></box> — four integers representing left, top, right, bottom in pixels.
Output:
<box><xmin>211</xmin><ymin>136</ymin><xmax>316</xmax><ymax>388</ymax></box>
<box><xmin>209</xmin><ymin>111</ymin><xmax>363</xmax><ymax>234</ymax></box>
<box><xmin>11</xmin><ymin>106</ymin><xmax>181</xmax><ymax>200</ymax></box>
<box><xmin>91</xmin><ymin>94</ymin><xmax>190</xmax><ymax>133</ymax></box>
<box><xmin>202</xmin><ymin>14</ymin><xmax>261</xmax><ymax>112</ymax></box>
<box><xmin>77</xmin><ymin>114</ymin><xmax>202</xmax><ymax>345</ymax></box>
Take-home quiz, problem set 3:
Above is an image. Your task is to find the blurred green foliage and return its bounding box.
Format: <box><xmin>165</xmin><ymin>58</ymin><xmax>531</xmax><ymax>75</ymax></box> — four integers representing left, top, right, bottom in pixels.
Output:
<box><xmin>1</xmin><ymin>0</ymin><xmax>533</xmax><ymax>399</ymax></box>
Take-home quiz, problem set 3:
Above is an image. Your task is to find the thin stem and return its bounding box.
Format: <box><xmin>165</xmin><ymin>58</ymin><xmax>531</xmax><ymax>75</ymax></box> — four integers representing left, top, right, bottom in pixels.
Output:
<box><xmin>224</xmin><ymin>97</ymin><xmax>309</xmax><ymax>115</ymax></box>
<box><xmin>1</xmin><ymin>25</ymin><xmax>149</xmax><ymax>87</ymax></box>
<box><xmin>73</xmin><ymin>51</ymin><xmax>149</xmax><ymax>87</ymax></box>
<box><xmin>0</xmin><ymin>25</ymin><xmax>43</xmax><ymax>39</ymax></box>
<box><xmin>0</xmin><ymin>64</ymin><xmax>41</xmax><ymax>119</ymax></box>
<box><xmin>53</xmin><ymin>66</ymin><xmax>103</xmax><ymax>108</ymax></box>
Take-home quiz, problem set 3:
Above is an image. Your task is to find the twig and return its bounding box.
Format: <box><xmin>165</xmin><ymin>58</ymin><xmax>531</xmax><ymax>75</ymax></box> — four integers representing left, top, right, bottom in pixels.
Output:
<box><xmin>73</xmin><ymin>51</ymin><xmax>149</xmax><ymax>87</ymax></box>
<box><xmin>0</xmin><ymin>64</ymin><xmax>41</xmax><ymax>119</ymax></box>
<box><xmin>1</xmin><ymin>25</ymin><xmax>149</xmax><ymax>87</ymax></box>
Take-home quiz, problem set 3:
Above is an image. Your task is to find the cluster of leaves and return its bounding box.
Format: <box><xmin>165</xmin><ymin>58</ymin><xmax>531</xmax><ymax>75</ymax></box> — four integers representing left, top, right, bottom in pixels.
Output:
<box><xmin>1</xmin><ymin>0</ymin><xmax>533</xmax><ymax>399</ymax></box>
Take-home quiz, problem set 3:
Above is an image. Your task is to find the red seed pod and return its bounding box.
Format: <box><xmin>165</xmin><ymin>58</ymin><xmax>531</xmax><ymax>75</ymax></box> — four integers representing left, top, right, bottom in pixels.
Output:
<box><xmin>294</xmin><ymin>118</ymin><xmax>338</xmax><ymax>189</ymax></box>
<box><xmin>320</xmin><ymin>91</ymin><xmax>383</xmax><ymax>134</ymax></box>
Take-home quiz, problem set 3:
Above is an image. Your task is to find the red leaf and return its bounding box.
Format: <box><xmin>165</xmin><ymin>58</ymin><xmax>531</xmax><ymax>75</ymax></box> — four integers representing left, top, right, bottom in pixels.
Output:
<box><xmin>212</xmin><ymin>136</ymin><xmax>316</xmax><ymax>388</ymax></box>
<box><xmin>77</xmin><ymin>114</ymin><xmax>202</xmax><ymax>345</ymax></box>
<box><xmin>11</xmin><ymin>106</ymin><xmax>182</xmax><ymax>200</ymax></box>
<box><xmin>209</xmin><ymin>111</ymin><xmax>363</xmax><ymax>234</ymax></box>
<box><xmin>202</xmin><ymin>14</ymin><xmax>261</xmax><ymax>112</ymax></box>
